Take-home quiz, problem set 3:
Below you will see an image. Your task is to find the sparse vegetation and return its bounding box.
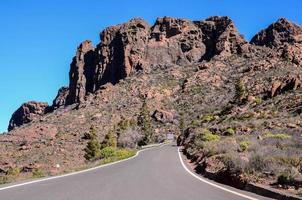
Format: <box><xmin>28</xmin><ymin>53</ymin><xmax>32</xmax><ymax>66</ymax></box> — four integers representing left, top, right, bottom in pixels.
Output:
<box><xmin>235</xmin><ymin>79</ymin><xmax>246</xmax><ymax>101</ymax></box>
<box><xmin>263</xmin><ymin>132</ymin><xmax>291</xmax><ymax>140</ymax></box>
<box><xmin>138</xmin><ymin>98</ymin><xmax>153</xmax><ymax>145</ymax></box>
<box><xmin>84</xmin><ymin>125</ymin><xmax>101</xmax><ymax>161</ymax></box>
<box><xmin>101</xmin><ymin>130</ymin><xmax>117</xmax><ymax>149</ymax></box>
<box><xmin>32</xmin><ymin>168</ymin><xmax>44</xmax><ymax>178</ymax></box>
<box><xmin>6</xmin><ymin>167</ymin><xmax>20</xmax><ymax>177</ymax></box>
<box><xmin>239</xmin><ymin>141</ymin><xmax>252</xmax><ymax>152</ymax></box>
<box><xmin>197</xmin><ymin>129</ymin><xmax>220</xmax><ymax>142</ymax></box>
<box><xmin>225</xmin><ymin>128</ymin><xmax>235</xmax><ymax>136</ymax></box>
<box><xmin>100</xmin><ymin>146</ymin><xmax>116</xmax><ymax>159</ymax></box>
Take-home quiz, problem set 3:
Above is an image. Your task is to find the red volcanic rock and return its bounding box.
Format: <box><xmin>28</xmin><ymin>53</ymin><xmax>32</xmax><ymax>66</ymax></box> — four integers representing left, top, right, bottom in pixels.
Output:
<box><xmin>8</xmin><ymin>101</ymin><xmax>49</xmax><ymax>131</ymax></box>
<box><xmin>52</xmin><ymin>87</ymin><xmax>69</xmax><ymax>109</ymax></box>
<box><xmin>66</xmin><ymin>40</ymin><xmax>95</xmax><ymax>105</ymax></box>
<box><xmin>152</xmin><ymin>109</ymin><xmax>174</xmax><ymax>123</ymax></box>
<box><xmin>195</xmin><ymin>16</ymin><xmax>249</xmax><ymax>60</ymax></box>
<box><xmin>251</xmin><ymin>18</ymin><xmax>302</xmax><ymax>65</ymax></box>
<box><xmin>271</xmin><ymin>75</ymin><xmax>302</xmax><ymax>97</ymax></box>
<box><xmin>63</xmin><ymin>16</ymin><xmax>248</xmax><ymax>106</ymax></box>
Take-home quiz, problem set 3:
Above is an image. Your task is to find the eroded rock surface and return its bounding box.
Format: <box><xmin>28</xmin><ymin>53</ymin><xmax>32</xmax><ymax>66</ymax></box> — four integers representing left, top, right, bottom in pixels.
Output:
<box><xmin>251</xmin><ymin>18</ymin><xmax>302</xmax><ymax>65</ymax></box>
<box><xmin>8</xmin><ymin>101</ymin><xmax>49</xmax><ymax>131</ymax></box>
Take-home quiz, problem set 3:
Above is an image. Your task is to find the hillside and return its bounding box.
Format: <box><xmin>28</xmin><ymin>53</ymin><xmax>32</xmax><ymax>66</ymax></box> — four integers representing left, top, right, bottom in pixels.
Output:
<box><xmin>1</xmin><ymin>16</ymin><xmax>302</xmax><ymax>196</ymax></box>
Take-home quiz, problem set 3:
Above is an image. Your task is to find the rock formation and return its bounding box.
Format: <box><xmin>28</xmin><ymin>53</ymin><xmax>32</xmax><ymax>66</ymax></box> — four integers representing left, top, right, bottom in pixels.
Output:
<box><xmin>52</xmin><ymin>87</ymin><xmax>69</xmax><ymax>109</ymax></box>
<box><xmin>9</xmin><ymin>16</ymin><xmax>302</xmax><ymax>131</ymax></box>
<box><xmin>195</xmin><ymin>16</ymin><xmax>249</xmax><ymax>60</ymax></box>
<box><xmin>8</xmin><ymin>101</ymin><xmax>49</xmax><ymax>131</ymax></box>
<box><xmin>251</xmin><ymin>18</ymin><xmax>302</xmax><ymax>65</ymax></box>
<box><xmin>66</xmin><ymin>40</ymin><xmax>95</xmax><ymax>105</ymax></box>
<box><xmin>63</xmin><ymin>16</ymin><xmax>248</xmax><ymax>107</ymax></box>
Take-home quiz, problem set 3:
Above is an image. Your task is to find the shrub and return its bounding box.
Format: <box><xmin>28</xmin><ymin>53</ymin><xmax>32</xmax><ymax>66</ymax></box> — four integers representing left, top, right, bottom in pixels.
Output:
<box><xmin>84</xmin><ymin>125</ymin><xmax>97</xmax><ymax>140</ymax></box>
<box><xmin>277</xmin><ymin>170</ymin><xmax>295</xmax><ymax>185</ymax></box>
<box><xmin>84</xmin><ymin>125</ymin><xmax>101</xmax><ymax>161</ymax></box>
<box><xmin>0</xmin><ymin>176</ymin><xmax>8</xmax><ymax>184</ymax></box>
<box><xmin>179</xmin><ymin>112</ymin><xmax>185</xmax><ymax>135</ymax></box>
<box><xmin>197</xmin><ymin>129</ymin><xmax>220</xmax><ymax>142</ymax></box>
<box><xmin>225</xmin><ymin>128</ymin><xmax>235</xmax><ymax>136</ymax></box>
<box><xmin>247</xmin><ymin>154</ymin><xmax>268</xmax><ymax>173</ymax></box>
<box><xmin>32</xmin><ymin>168</ymin><xmax>44</xmax><ymax>178</ymax></box>
<box><xmin>239</xmin><ymin>141</ymin><xmax>252</xmax><ymax>152</ymax></box>
<box><xmin>117</xmin><ymin>128</ymin><xmax>142</xmax><ymax>148</ymax></box>
<box><xmin>201</xmin><ymin>115</ymin><xmax>215</xmax><ymax>123</ymax></box>
<box><xmin>117</xmin><ymin>118</ymin><xmax>136</xmax><ymax>131</ymax></box>
<box><xmin>222</xmin><ymin>154</ymin><xmax>247</xmax><ymax>174</ymax></box>
<box><xmin>6</xmin><ymin>167</ymin><xmax>20</xmax><ymax>177</ymax></box>
<box><xmin>115</xmin><ymin>149</ymin><xmax>136</xmax><ymax>160</ymax></box>
<box><xmin>255</xmin><ymin>97</ymin><xmax>262</xmax><ymax>105</ymax></box>
<box><xmin>101</xmin><ymin>130</ymin><xmax>117</xmax><ymax>148</ymax></box>
<box><xmin>263</xmin><ymin>133</ymin><xmax>291</xmax><ymax>140</ymax></box>
<box><xmin>235</xmin><ymin>79</ymin><xmax>246</xmax><ymax>101</ymax></box>
<box><xmin>100</xmin><ymin>147</ymin><xmax>116</xmax><ymax>159</ymax></box>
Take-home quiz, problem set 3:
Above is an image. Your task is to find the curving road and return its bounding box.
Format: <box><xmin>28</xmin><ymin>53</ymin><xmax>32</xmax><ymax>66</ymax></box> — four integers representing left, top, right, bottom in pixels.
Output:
<box><xmin>0</xmin><ymin>144</ymin><xmax>271</xmax><ymax>200</ymax></box>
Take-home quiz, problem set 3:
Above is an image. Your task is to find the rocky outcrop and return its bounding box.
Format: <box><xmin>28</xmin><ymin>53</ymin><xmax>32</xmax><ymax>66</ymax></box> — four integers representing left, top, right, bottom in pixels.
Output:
<box><xmin>65</xmin><ymin>16</ymin><xmax>247</xmax><ymax>106</ymax></box>
<box><xmin>8</xmin><ymin>101</ymin><xmax>49</xmax><ymax>131</ymax></box>
<box><xmin>10</xmin><ymin>16</ymin><xmax>301</xmax><ymax>131</ymax></box>
<box><xmin>52</xmin><ymin>87</ymin><xmax>69</xmax><ymax>109</ymax></box>
<box><xmin>152</xmin><ymin>109</ymin><xmax>174</xmax><ymax>123</ymax></box>
<box><xmin>271</xmin><ymin>75</ymin><xmax>302</xmax><ymax>97</ymax></box>
<box><xmin>66</xmin><ymin>40</ymin><xmax>95</xmax><ymax>105</ymax></box>
<box><xmin>147</xmin><ymin>17</ymin><xmax>205</xmax><ymax>66</ymax></box>
<box><xmin>251</xmin><ymin>18</ymin><xmax>302</xmax><ymax>65</ymax></box>
<box><xmin>195</xmin><ymin>16</ymin><xmax>249</xmax><ymax>60</ymax></box>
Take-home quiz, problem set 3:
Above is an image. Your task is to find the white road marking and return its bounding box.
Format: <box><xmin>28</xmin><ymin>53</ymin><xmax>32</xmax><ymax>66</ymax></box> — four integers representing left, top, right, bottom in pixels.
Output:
<box><xmin>177</xmin><ymin>147</ymin><xmax>259</xmax><ymax>200</ymax></box>
<box><xmin>0</xmin><ymin>144</ymin><xmax>163</xmax><ymax>191</ymax></box>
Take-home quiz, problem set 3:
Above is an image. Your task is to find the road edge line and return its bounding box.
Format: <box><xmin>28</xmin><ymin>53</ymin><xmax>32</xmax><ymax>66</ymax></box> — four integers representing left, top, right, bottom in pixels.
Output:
<box><xmin>0</xmin><ymin>144</ymin><xmax>163</xmax><ymax>191</ymax></box>
<box><xmin>177</xmin><ymin>147</ymin><xmax>259</xmax><ymax>200</ymax></box>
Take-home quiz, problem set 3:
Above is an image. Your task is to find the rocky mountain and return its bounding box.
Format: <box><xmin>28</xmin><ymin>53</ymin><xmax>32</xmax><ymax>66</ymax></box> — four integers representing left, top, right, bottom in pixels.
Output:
<box><xmin>8</xmin><ymin>16</ymin><xmax>250</xmax><ymax>131</ymax></box>
<box><xmin>2</xmin><ymin>16</ymin><xmax>302</xmax><ymax>196</ymax></box>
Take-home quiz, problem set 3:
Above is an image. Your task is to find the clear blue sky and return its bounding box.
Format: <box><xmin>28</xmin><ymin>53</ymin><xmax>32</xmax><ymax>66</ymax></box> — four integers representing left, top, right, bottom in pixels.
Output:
<box><xmin>1</xmin><ymin>0</ymin><xmax>302</xmax><ymax>132</ymax></box>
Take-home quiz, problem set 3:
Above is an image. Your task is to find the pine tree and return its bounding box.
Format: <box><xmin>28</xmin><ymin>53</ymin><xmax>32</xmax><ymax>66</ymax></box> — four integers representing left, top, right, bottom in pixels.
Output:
<box><xmin>84</xmin><ymin>125</ymin><xmax>101</xmax><ymax>161</ymax></box>
<box><xmin>101</xmin><ymin>129</ymin><xmax>117</xmax><ymax>149</ymax></box>
<box><xmin>138</xmin><ymin>98</ymin><xmax>153</xmax><ymax>145</ymax></box>
<box><xmin>179</xmin><ymin>112</ymin><xmax>185</xmax><ymax>135</ymax></box>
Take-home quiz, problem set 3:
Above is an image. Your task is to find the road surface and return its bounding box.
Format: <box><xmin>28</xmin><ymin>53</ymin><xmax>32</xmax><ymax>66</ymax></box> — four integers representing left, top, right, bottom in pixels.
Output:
<box><xmin>0</xmin><ymin>144</ymin><xmax>271</xmax><ymax>200</ymax></box>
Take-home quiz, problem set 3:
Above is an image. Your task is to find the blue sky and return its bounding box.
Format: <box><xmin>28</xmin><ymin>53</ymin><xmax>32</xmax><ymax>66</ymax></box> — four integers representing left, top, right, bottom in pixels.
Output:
<box><xmin>1</xmin><ymin>0</ymin><xmax>302</xmax><ymax>132</ymax></box>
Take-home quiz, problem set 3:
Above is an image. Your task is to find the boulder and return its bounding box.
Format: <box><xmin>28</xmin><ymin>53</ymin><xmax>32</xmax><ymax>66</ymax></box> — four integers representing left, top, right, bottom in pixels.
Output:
<box><xmin>152</xmin><ymin>109</ymin><xmax>174</xmax><ymax>123</ymax></box>
<box><xmin>8</xmin><ymin>101</ymin><xmax>49</xmax><ymax>131</ymax></box>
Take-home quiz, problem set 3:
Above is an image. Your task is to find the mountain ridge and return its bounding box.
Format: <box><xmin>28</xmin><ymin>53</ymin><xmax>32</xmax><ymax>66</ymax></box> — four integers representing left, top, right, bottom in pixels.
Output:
<box><xmin>8</xmin><ymin>16</ymin><xmax>302</xmax><ymax>131</ymax></box>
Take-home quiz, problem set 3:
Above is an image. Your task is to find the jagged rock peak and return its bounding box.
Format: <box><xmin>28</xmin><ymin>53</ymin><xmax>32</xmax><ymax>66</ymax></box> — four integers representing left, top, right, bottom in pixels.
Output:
<box><xmin>8</xmin><ymin>101</ymin><xmax>49</xmax><ymax>131</ymax></box>
<box><xmin>195</xmin><ymin>16</ymin><xmax>249</xmax><ymax>59</ymax></box>
<box><xmin>66</xmin><ymin>40</ymin><xmax>96</xmax><ymax>105</ymax></box>
<box><xmin>7</xmin><ymin>16</ymin><xmax>254</xmax><ymax>131</ymax></box>
<box><xmin>251</xmin><ymin>18</ymin><xmax>302</xmax><ymax>65</ymax></box>
<box><xmin>251</xmin><ymin>18</ymin><xmax>302</xmax><ymax>47</ymax></box>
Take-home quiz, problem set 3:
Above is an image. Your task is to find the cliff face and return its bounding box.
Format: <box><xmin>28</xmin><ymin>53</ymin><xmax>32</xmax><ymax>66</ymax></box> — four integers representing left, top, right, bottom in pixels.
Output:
<box><xmin>7</xmin><ymin>17</ymin><xmax>302</xmax><ymax>131</ymax></box>
<box><xmin>64</xmin><ymin>16</ymin><xmax>249</xmax><ymax>108</ymax></box>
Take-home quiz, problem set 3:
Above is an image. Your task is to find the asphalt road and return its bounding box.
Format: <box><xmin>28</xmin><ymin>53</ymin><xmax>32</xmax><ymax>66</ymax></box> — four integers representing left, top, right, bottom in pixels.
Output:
<box><xmin>0</xmin><ymin>144</ymin><xmax>272</xmax><ymax>200</ymax></box>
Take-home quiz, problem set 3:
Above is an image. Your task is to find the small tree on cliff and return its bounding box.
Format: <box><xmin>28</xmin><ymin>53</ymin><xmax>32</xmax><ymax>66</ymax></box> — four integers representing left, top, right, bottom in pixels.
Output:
<box><xmin>138</xmin><ymin>98</ymin><xmax>153</xmax><ymax>145</ymax></box>
<box><xmin>84</xmin><ymin>125</ymin><xmax>101</xmax><ymax>161</ymax></box>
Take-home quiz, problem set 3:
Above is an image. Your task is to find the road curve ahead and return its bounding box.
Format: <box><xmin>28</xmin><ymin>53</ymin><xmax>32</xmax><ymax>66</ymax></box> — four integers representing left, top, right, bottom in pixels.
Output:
<box><xmin>0</xmin><ymin>144</ymin><xmax>272</xmax><ymax>200</ymax></box>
